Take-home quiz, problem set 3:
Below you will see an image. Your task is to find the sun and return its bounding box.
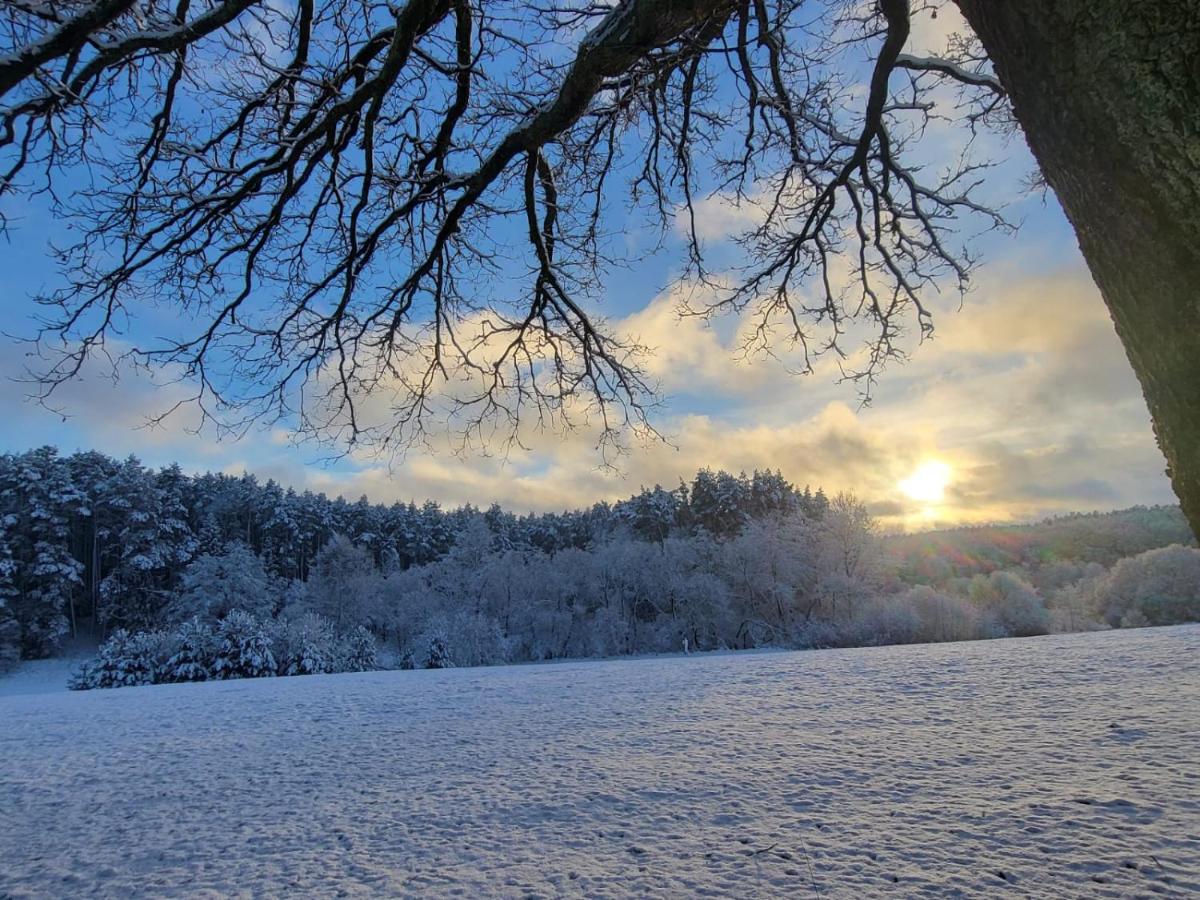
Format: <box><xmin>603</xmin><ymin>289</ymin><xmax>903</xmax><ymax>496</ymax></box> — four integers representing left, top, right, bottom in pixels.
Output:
<box><xmin>899</xmin><ymin>460</ymin><xmax>952</xmax><ymax>504</ymax></box>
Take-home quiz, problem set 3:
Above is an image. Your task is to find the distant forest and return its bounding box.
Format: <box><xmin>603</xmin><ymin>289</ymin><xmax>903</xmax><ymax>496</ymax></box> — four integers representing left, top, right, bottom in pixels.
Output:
<box><xmin>0</xmin><ymin>447</ymin><xmax>1196</xmax><ymax>686</ymax></box>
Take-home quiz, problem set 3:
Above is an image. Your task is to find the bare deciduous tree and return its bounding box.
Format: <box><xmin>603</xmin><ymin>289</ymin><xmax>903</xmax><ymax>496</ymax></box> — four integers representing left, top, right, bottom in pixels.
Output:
<box><xmin>1</xmin><ymin>0</ymin><xmax>1196</xmax><ymax>536</ymax></box>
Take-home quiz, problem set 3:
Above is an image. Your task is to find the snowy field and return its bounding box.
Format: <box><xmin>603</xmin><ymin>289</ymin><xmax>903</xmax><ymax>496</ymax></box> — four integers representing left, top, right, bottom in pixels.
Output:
<box><xmin>2</xmin><ymin>627</ymin><xmax>1198</xmax><ymax>899</ymax></box>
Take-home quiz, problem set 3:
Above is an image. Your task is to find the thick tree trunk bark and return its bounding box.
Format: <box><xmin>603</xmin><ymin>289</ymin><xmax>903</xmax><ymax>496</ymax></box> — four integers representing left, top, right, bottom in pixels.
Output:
<box><xmin>955</xmin><ymin>1</ymin><xmax>1200</xmax><ymax>538</ymax></box>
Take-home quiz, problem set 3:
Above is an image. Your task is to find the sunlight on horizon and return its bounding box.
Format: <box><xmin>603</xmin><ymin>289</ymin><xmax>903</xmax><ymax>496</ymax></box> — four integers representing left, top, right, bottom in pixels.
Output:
<box><xmin>899</xmin><ymin>460</ymin><xmax>953</xmax><ymax>505</ymax></box>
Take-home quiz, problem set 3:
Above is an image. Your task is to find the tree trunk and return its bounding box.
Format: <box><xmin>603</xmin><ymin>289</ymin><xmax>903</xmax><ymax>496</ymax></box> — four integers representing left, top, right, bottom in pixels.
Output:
<box><xmin>955</xmin><ymin>0</ymin><xmax>1200</xmax><ymax>538</ymax></box>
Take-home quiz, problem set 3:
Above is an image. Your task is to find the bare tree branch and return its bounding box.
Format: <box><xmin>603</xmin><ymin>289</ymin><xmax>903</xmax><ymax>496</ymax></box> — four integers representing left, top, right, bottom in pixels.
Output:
<box><xmin>0</xmin><ymin>0</ymin><xmax>1013</xmax><ymax>453</ymax></box>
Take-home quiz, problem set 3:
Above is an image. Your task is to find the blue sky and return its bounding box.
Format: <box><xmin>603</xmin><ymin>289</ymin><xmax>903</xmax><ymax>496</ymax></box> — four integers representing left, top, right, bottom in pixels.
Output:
<box><xmin>0</xmin><ymin>3</ymin><xmax>1176</xmax><ymax>528</ymax></box>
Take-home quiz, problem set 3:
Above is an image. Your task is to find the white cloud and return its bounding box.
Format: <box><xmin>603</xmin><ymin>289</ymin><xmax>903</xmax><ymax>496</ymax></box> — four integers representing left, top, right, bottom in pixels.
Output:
<box><xmin>0</xmin><ymin>259</ymin><xmax>1175</xmax><ymax>530</ymax></box>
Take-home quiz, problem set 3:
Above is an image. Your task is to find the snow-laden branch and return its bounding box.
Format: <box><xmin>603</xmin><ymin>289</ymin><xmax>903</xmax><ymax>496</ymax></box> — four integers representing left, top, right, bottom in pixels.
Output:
<box><xmin>894</xmin><ymin>53</ymin><xmax>1005</xmax><ymax>95</ymax></box>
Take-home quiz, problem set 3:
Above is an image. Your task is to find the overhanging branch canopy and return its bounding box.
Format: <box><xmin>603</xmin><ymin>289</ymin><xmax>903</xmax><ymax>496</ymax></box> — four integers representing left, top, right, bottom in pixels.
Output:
<box><xmin>0</xmin><ymin>0</ymin><xmax>1009</xmax><ymax>455</ymax></box>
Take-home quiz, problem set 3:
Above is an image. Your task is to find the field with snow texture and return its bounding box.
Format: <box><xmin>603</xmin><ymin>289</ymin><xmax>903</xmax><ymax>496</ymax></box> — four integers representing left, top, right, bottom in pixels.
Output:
<box><xmin>2</xmin><ymin>626</ymin><xmax>1199</xmax><ymax>899</ymax></box>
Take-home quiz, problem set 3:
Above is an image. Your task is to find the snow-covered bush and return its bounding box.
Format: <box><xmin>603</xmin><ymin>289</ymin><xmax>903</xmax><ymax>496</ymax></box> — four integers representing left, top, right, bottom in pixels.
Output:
<box><xmin>69</xmin><ymin>628</ymin><xmax>174</xmax><ymax>690</ymax></box>
<box><xmin>69</xmin><ymin>611</ymin><xmax>377</xmax><ymax>690</ymax></box>
<box><xmin>792</xmin><ymin>600</ymin><xmax>920</xmax><ymax>649</ymax></box>
<box><xmin>211</xmin><ymin>611</ymin><xmax>276</xmax><ymax>680</ymax></box>
<box><xmin>968</xmin><ymin>571</ymin><xmax>1051</xmax><ymax>637</ymax></box>
<box><xmin>791</xmin><ymin>618</ymin><xmax>845</xmax><ymax>650</ymax></box>
<box><xmin>852</xmin><ymin>601</ymin><xmax>923</xmax><ymax>646</ymax></box>
<box><xmin>270</xmin><ymin>613</ymin><xmax>337</xmax><ymax>676</ymax></box>
<box><xmin>901</xmin><ymin>586</ymin><xmax>980</xmax><ymax>643</ymax></box>
<box><xmin>792</xmin><ymin>588</ymin><xmax>985</xmax><ymax>649</ymax></box>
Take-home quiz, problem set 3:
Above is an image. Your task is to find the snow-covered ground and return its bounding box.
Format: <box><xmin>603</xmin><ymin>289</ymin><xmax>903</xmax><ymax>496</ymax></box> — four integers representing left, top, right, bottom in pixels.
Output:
<box><xmin>2</xmin><ymin>626</ymin><xmax>1198</xmax><ymax>899</ymax></box>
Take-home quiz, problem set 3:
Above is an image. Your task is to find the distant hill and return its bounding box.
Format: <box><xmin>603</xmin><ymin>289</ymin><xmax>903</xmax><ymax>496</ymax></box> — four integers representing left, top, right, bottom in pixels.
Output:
<box><xmin>888</xmin><ymin>506</ymin><xmax>1195</xmax><ymax>585</ymax></box>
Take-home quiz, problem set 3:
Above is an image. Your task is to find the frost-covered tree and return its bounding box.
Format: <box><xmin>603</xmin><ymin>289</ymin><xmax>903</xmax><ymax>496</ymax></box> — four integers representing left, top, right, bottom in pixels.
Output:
<box><xmin>167</xmin><ymin>543</ymin><xmax>281</xmax><ymax>624</ymax></box>
<box><xmin>720</xmin><ymin>515</ymin><xmax>818</xmax><ymax>644</ymax></box>
<box><xmin>306</xmin><ymin>534</ymin><xmax>382</xmax><ymax>632</ymax></box>
<box><xmin>814</xmin><ymin>493</ymin><xmax>885</xmax><ymax>621</ymax></box>
<box><xmin>1087</xmin><ymin>545</ymin><xmax>1200</xmax><ymax>628</ymax></box>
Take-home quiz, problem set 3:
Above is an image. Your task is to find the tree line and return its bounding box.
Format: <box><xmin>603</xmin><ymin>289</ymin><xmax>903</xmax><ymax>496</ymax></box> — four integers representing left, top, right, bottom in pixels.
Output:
<box><xmin>3</xmin><ymin>446</ymin><xmax>1198</xmax><ymax>685</ymax></box>
<box><xmin>0</xmin><ymin>446</ymin><xmax>822</xmax><ymax>662</ymax></box>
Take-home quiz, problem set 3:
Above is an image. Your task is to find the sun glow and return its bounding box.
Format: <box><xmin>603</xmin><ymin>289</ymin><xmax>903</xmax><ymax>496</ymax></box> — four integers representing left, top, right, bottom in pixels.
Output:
<box><xmin>899</xmin><ymin>460</ymin><xmax>952</xmax><ymax>505</ymax></box>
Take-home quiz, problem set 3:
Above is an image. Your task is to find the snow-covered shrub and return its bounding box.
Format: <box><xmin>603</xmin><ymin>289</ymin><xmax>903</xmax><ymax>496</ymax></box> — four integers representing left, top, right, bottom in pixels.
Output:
<box><xmin>70</xmin><ymin>611</ymin><xmax>376</xmax><ymax>689</ymax></box>
<box><xmin>69</xmin><ymin>628</ymin><xmax>174</xmax><ymax>690</ymax></box>
<box><xmin>968</xmin><ymin>571</ymin><xmax>1051</xmax><ymax>637</ymax></box>
<box><xmin>852</xmin><ymin>601</ymin><xmax>923</xmax><ymax>646</ymax></box>
<box><xmin>901</xmin><ymin>586</ymin><xmax>980</xmax><ymax>643</ymax></box>
<box><xmin>66</xmin><ymin>660</ymin><xmax>101</xmax><ymax>691</ymax></box>
<box><xmin>1045</xmin><ymin>570</ymin><xmax>1109</xmax><ymax>633</ymax></box>
<box><xmin>269</xmin><ymin>615</ymin><xmax>377</xmax><ymax>675</ymax></box>
<box><xmin>211</xmin><ymin>610</ymin><xmax>276</xmax><ymax>680</ymax></box>
<box><xmin>791</xmin><ymin>618</ymin><xmax>844</xmax><ymax>650</ymax></box>
<box><xmin>797</xmin><ymin>599</ymin><xmax>921</xmax><ymax>649</ymax></box>
<box><xmin>1120</xmin><ymin>608</ymin><xmax>1152</xmax><ymax>629</ymax></box>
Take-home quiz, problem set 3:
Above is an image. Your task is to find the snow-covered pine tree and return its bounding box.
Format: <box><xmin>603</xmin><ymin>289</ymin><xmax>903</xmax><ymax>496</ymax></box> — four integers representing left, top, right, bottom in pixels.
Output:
<box><xmin>65</xmin><ymin>449</ymin><xmax>121</xmax><ymax>632</ymax></box>
<box><xmin>688</xmin><ymin>469</ymin><xmax>751</xmax><ymax>538</ymax></box>
<box><xmin>1</xmin><ymin>448</ymin><xmax>85</xmax><ymax>657</ymax></box>
<box><xmin>424</xmin><ymin>635</ymin><xmax>454</xmax><ymax>669</ymax></box>
<box><xmin>272</xmin><ymin>613</ymin><xmax>337</xmax><ymax>676</ymax></box>
<box><xmin>97</xmin><ymin>457</ymin><xmax>196</xmax><ymax>632</ymax></box>
<box><xmin>339</xmin><ymin>626</ymin><xmax>378</xmax><ymax>673</ymax></box>
<box><xmin>211</xmin><ymin>611</ymin><xmax>276</xmax><ymax>680</ymax></box>
<box><xmin>619</xmin><ymin>485</ymin><xmax>679</xmax><ymax>546</ymax></box>
<box><xmin>163</xmin><ymin>617</ymin><xmax>218</xmax><ymax>683</ymax></box>
<box><xmin>749</xmin><ymin>469</ymin><xmax>796</xmax><ymax>519</ymax></box>
<box><xmin>256</xmin><ymin>480</ymin><xmax>298</xmax><ymax>579</ymax></box>
<box><xmin>0</xmin><ymin>510</ymin><xmax>22</xmax><ymax>671</ymax></box>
